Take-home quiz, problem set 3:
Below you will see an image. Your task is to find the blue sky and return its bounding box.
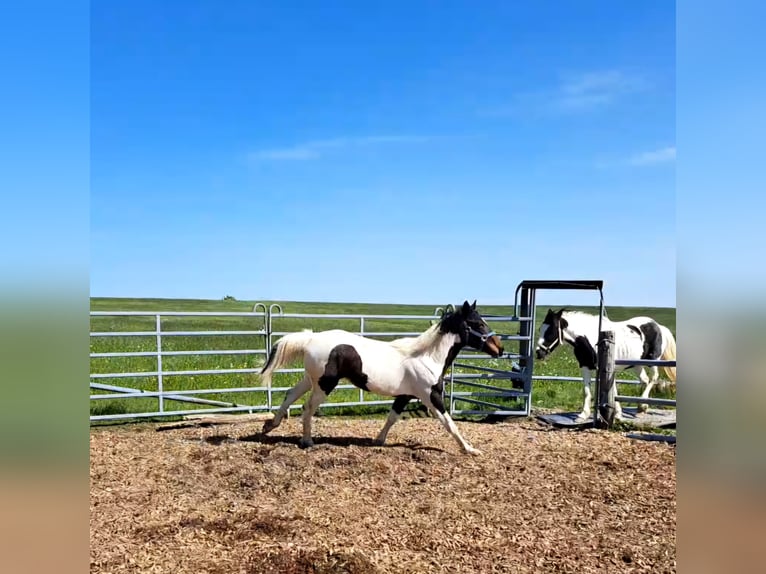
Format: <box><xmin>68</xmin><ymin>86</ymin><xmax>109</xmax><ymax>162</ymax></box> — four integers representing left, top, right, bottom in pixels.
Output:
<box><xmin>91</xmin><ymin>0</ymin><xmax>675</xmax><ymax>307</ymax></box>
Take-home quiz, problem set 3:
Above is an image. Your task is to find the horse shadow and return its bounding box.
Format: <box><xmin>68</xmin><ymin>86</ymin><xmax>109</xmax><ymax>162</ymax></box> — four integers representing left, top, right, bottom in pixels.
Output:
<box><xmin>204</xmin><ymin>432</ymin><xmax>445</xmax><ymax>453</ymax></box>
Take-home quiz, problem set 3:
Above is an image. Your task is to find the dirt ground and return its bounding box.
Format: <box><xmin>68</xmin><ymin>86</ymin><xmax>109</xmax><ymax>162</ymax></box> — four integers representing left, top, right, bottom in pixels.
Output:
<box><xmin>90</xmin><ymin>415</ymin><xmax>676</xmax><ymax>574</ymax></box>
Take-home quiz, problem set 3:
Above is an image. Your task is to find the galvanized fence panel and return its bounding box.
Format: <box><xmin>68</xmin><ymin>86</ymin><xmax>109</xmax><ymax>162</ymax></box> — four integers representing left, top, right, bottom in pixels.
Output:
<box><xmin>90</xmin><ymin>306</ymin><xmax>270</xmax><ymax>421</ymax></box>
<box><xmin>447</xmin><ymin>313</ymin><xmax>532</xmax><ymax>417</ymax></box>
<box><xmin>613</xmin><ymin>357</ymin><xmax>677</xmax><ymax>408</ymax></box>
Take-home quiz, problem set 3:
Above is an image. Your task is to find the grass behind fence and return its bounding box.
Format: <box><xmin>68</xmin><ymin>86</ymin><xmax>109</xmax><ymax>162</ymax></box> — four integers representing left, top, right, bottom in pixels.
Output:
<box><xmin>90</xmin><ymin>297</ymin><xmax>676</xmax><ymax>421</ymax></box>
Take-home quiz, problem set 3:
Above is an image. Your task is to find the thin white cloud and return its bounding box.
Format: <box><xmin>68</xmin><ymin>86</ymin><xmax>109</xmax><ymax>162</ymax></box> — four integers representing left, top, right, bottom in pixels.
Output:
<box><xmin>248</xmin><ymin>135</ymin><xmax>432</xmax><ymax>162</ymax></box>
<box><xmin>594</xmin><ymin>145</ymin><xmax>676</xmax><ymax>170</ymax></box>
<box><xmin>480</xmin><ymin>69</ymin><xmax>649</xmax><ymax>117</ymax></box>
<box><xmin>555</xmin><ymin>70</ymin><xmax>647</xmax><ymax>111</ymax></box>
<box><xmin>252</xmin><ymin>146</ymin><xmax>321</xmax><ymax>161</ymax></box>
<box><xmin>627</xmin><ymin>146</ymin><xmax>676</xmax><ymax>166</ymax></box>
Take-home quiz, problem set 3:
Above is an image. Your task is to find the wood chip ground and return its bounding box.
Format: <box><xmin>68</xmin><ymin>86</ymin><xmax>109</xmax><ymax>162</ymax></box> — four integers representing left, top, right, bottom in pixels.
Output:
<box><xmin>91</xmin><ymin>417</ymin><xmax>676</xmax><ymax>573</ymax></box>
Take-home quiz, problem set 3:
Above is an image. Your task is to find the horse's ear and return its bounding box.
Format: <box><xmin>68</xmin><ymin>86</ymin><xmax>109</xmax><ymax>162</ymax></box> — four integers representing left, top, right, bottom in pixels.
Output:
<box><xmin>471</xmin><ymin>300</ymin><xmax>477</xmax><ymax>310</ymax></box>
<box><xmin>461</xmin><ymin>300</ymin><xmax>472</xmax><ymax>314</ymax></box>
<box><xmin>556</xmin><ymin>308</ymin><xmax>565</xmax><ymax>316</ymax></box>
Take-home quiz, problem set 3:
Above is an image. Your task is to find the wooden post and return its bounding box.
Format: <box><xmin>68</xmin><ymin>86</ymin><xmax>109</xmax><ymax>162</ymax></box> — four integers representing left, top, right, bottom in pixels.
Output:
<box><xmin>596</xmin><ymin>330</ymin><xmax>616</xmax><ymax>428</ymax></box>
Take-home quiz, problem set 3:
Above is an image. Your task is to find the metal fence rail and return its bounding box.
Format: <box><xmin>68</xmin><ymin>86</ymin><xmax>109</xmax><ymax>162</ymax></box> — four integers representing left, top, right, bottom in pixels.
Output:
<box><xmin>90</xmin><ymin>306</ymin><xmax>269</xmax><ymax>420</ymax></box>
<box><xmin>612</xmin><ymin>357</ymin><xmax>677</xmax><ymax>409</ymax></box>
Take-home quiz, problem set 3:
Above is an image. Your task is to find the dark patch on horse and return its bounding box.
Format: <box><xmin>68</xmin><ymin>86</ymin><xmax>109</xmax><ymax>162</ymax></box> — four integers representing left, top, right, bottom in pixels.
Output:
<box><xmin>438</xmin><ymin>308</ymin><xmax>465</xmax><ymax>336</ymax></box>
<box><xmin>540</xmin><ymin>311</ymin><xmax>567</xmax><ymax>353</ymax></box>
<box><xmin>639</xmin><ymin>322</ymin><xmax>663</xmax><ymax>360</ymax></box>
<box><xmin>571</xmin><ymin>336</ymin><xmax>597</xmax><ymax>370</ymax></box>
<box><xmin>429</xmin><ymin>383</ymin><xmax>447</xmax><ymax>414</ymax></box>
<box><xmin>392</xmin><ymin>395</ymin><xmax>414</xmax><ymax>414</ymax></box>
<box><xmin>440</xmin><ymin>341</ymin><xmax>463</xmax><ymax>380</ymax></box>
<box><xmin>627</xmin><ymin>324</ymin><xmax>642</xmax><ymax>338</ymax></box>
<box><xmin>318</xmin><ymin>344</ymin><xmax>369</xmax><ymax>395</ymax></box>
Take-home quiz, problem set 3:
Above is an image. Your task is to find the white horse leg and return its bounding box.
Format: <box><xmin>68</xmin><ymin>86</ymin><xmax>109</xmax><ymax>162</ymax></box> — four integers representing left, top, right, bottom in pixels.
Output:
<box><xmin>417</xmin><ymin>387</ymin><xmax>481</xmax><ymax>456</ymax></box>
<box><xmin>637</xmin><ymin>367</ymin><xmax>654</xmax><ymax>413</ymax></box>
<box><xmin>651</xmin><ymin>364</ymin><xmax>669</xmax><ymax>393</ymax></box>
<box><xmin>374</xmin><ymin>395</ymin><xmax>412</xmax><ymax>446</ymax></box>
<box><xmin>614</xmin><ymin>397</ymin><xmax>624</xmax><ymax>421</ymax></box>
<box><xmin>374</xmin><ymin>411</ymin><xmax>400</xmax><ymax>446</ymax></box>
<box><xmin>299</xmin><ymin>387</ymin><xmax>327</xmax><ymax>448</ymax></box>
<box><xmin>576</xmin><ymin>368</ymin><xmax>592</xmax><ymax>422</ymax></box>
<box><xmin>262</xmin><ymin>374</ymin><xmax>312</xmax><ymax>434</ymax></box>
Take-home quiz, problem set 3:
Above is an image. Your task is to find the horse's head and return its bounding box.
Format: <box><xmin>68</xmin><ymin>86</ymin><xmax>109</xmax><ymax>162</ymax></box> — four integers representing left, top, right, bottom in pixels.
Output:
<box><xmin>441</xmin><ymin>300</ymin><xmax>504</xmax><ymax>358</ymax></box>
<box><xmin>535</xmin><ymin>308</ymin><xmax>567</xmax><ymax>360</ymax></box>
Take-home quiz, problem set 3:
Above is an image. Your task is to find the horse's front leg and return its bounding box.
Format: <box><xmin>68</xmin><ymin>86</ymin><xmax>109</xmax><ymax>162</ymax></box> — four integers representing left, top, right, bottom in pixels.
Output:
<box><xmin>299</xmin><ymin>374</ymin><xmax>338</xmax><ymax>448</ymax></box>
<box><xmin>576</xmin><ymin>367</ymin><xmax>592</xmax><ymax>422</ymax></box>
<box><xmin>416</xmin><ymin>382</ymin><xmax>482</xmax><ymax>456</ymax></box>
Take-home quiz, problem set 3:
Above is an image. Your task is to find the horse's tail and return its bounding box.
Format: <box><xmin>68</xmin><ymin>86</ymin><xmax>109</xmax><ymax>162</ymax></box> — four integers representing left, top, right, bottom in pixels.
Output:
<box><xmin>660</xmin><ymin>326</ymin><xmax>677</xmax><ymax>383</ymax></box>
<box><xmin>259</xmin><ymin>329</ymin><xmax>314</xmax><ymax>387</ymax></box>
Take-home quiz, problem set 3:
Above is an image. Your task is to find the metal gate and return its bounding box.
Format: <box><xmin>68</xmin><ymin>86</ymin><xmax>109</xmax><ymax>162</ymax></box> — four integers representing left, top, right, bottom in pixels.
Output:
<box><xmin>444</xmin><ymin>280</ymin><xmax>605</xmax><ymax>418</ymax></box>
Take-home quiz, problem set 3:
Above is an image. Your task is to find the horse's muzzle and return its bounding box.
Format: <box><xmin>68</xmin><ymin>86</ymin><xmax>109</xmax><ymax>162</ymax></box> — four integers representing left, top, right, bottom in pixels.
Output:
<box><xmin>536</xmin><ymin>348</ymin><xmax>547</xmax><ymax>360</ymax></box>
<box><xmin>485</xmin><ymin>336</ymin><xmax>504</xmax><ymax>358</ymax></box>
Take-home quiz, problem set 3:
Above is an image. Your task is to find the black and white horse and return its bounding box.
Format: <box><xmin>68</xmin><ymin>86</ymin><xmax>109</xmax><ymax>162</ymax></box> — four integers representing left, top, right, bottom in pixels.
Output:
<box><xmin>259</xmin><ymin>300</ymin><xmax>504</xmax><ymax>455</ymax></box>
<box><xmin>535</xmin><ymin>308</ymin><xmax>676</xmax><ymax>421</ymax></box>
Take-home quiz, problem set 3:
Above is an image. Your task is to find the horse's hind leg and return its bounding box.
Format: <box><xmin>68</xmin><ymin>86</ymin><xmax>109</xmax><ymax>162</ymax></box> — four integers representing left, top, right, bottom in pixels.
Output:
<box><xmin>374</xmin><ymin>395</ymin><xmax>413</xmax><ymax>446</ymax></box>
<box><xmin>417</xmin><ymin>384</ymin><xmax>481</xmax><ymax>456</ymax></box>
<box><xmin>262</xmin><ymin>374</ymin><xmax>312</xmax><ymax>434</ymax></box>
<box><xmin>637</xmin><ymin>366</ymin><xmax>656</xmax><ymax>413</ymax></box>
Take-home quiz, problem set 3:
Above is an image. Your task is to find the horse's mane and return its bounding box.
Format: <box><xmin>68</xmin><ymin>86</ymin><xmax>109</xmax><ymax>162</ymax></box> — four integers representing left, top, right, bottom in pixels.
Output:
<box><xmin>558</xmin><ymin>309</ymin><xmax>615</xmax><ymax>335</ymax></box>
<box><xmin>389</xmin><ymin>336</ymin><xmax>417</xmax><ymax>352</ymax></box>
<box><xmin>560</xmin><ymin>309</ymin><xmax>591</xmax><ymax>319</ymax></box>
<box><xmin>559</xmin><ymin>309</ymin><xmax>607</xmax><ymax>321</ymax></box>
<box><xmin>393</xmin><ymin>322</ymin><xmax>443</xmax><ymax>357</ymax></box>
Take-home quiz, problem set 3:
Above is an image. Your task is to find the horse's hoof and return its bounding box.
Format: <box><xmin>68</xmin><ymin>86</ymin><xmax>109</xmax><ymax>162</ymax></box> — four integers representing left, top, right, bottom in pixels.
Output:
<box><xmin>262</xmin><ymin>420</ymin><xmax>277</xmax><ymax>434</ymax></box>
<box><xmin>637</xmin><ymin>403</ymin><xmax>649</xmax><ymax>413</ymax></box>
<box><xmin>575</xmin><ymin>413</ymin><xmax>590</xmax><ymax>423</ymax></box>
<box><xmin>373</xmin><ymin>438</ymin><xmax>385</xmax><ymax>447</ymax></box>
<box><xmin>465</xmin><ymin>447</ymin><xmax>483</xmax><ymax>456</ymax></box>
<box><xmin>298</xmin><ymin>438</ymin><xmax>314</xmax><ymax>449</ymax></box>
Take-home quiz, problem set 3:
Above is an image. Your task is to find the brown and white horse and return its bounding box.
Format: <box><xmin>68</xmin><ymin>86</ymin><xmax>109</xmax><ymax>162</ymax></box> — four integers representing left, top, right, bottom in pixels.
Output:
<box><xmin>259</xmin><ymin>300</ymin><xmax>503</xmax><ymax>455</ymax></box>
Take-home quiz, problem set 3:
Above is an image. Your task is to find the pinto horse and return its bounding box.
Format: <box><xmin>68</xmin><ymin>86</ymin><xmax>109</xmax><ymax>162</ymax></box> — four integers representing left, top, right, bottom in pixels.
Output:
<box><xmin>258</xmin><ymin>300</ymin><xmax>504</xmax><ymax>455</ymax></box>
<box><xmin>535</xmin><ymin>308</ymin><xmax>676</xmax><ymax>421</ymax></box>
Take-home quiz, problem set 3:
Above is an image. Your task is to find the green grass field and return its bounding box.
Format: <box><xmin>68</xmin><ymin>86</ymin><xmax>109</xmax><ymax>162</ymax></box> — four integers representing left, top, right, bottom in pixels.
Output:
<box><xmin>90</xmin><ymin>297</ymin><xmax>676</xmax><ymax>422</ymax></box>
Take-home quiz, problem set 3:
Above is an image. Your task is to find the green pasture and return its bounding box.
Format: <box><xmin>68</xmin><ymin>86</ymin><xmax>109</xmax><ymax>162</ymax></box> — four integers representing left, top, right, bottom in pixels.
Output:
<box><xmin>90</xmin><ymin>297</ymin><xmax>676</xmax><ymax>422</ymax></box>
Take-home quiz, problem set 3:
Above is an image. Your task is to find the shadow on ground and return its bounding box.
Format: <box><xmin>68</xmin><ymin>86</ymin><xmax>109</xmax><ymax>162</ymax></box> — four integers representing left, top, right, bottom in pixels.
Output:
<box><xmin>200</xmin><ymin>432</ymin><xmax>446</xmax><ymax>453</ymax></box>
